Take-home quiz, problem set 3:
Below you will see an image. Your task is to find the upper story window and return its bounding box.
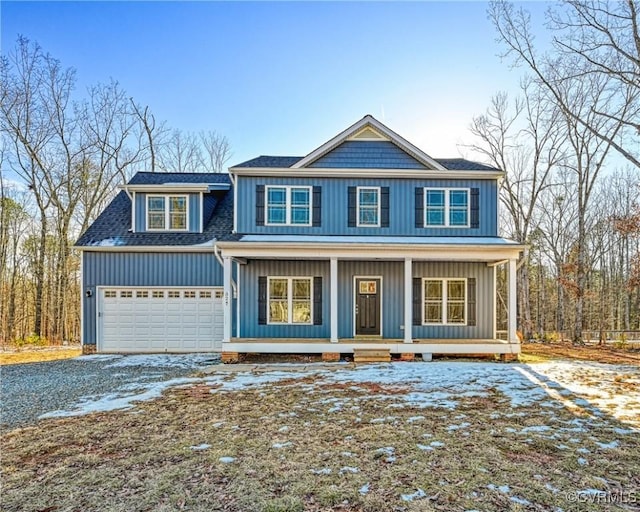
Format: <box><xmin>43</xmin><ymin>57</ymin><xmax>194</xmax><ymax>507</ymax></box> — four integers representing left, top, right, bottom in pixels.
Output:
<box><xmin>147</xmin><ymin>195</ymin><xmax>188</xmax><ymax>231</ymax></box>
<box><xmin>357</xmin><ymin>187</ymin><xmax>380</xmax><ymax>227</ymax></box>
<box><xmin>266</xmin><ymin>186</ymin><xmax>312</xmax><ymax>226</ymax></box>
<box><xmin>424</xmin><ymin>188</ymin><xmax>469</xmax><ymax>228</ymax></box>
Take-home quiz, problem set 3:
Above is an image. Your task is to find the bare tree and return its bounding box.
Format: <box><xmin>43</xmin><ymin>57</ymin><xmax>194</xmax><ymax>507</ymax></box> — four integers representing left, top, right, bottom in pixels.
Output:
<box><xmin>489</xmin><ymin>0</ymin><xmax>640</xmax><ymax>168</ymax></box>
<box><xmin>463</xmin><ymin>83</ymin><xmax>563</xmax><ymax>339</ymax></box>
<box><xmin>199</xmin><ymin>130</ymin><xmax>231</xmax><ymax>172</ymax></box>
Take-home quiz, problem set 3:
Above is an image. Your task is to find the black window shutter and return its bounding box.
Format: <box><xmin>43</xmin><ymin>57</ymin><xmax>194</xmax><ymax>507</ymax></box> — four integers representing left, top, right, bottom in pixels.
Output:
<box><xmin>412</xmin><ymin>277</ymin><xmax>422</xmax><ymax>326</ymax></box>
<box><xmin>348</xmin><ymin>186</ymin><xmax>356</xmax><ymax>227</ymax></box>
<box><xmin>313</xmin><ymin>276</ymin><xmax>322</xmax><ymax>325</ymax></box>
<box><xmin>467</xmin><ymin>277</ymin><xmax>477</xmax><ymax>326</ymax></box>
<box><xmin>256</xmin><ymin>185</ymin><xmax>265</xmax><ymax>226</ymax></box>
<box><xmin>380</xmin><ymin>187</ymin><xmax>390</xmax><ymax>227</ymax></box>
<box><xmin>258</xmin><ymin>276</ymin><xmax>267</xmax><ymax>325</ymax></box>
<box><xmin>415</xmin><ymin>188</ymin><xmax>424</xmax><ymax>228</ymax></box>
<box><xmin>470</xmin><ymin>188</ymin><xmax>480</xmax><ymax>229</ymax></box>
<box><xmin>312</xmin><ymin>186</ymin><xmax>322</xmax><ymax>227</ymax></box>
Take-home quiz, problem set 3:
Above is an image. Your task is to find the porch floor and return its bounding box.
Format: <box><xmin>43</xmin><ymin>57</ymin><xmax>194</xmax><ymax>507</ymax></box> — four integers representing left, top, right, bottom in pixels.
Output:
<box><xmin>224</xmin><ymin>338</ymin><xmax>520</xmax><ymax>355</ymax></box>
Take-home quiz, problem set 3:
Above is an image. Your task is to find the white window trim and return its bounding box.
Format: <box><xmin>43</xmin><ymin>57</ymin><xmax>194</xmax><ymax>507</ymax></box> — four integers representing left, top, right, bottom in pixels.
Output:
<box><xmin>422</xmin><ymin>277</ymin><xmax>467</xmax><ymax>326</ymax></box>
<box><xmin>265</xmin><ymin>185</ymin><xmax>313</xmax><ymax>227</ymax></box>
<box><xmin>356</xmin><ymin>186</ymin><xmax>381</xmax><ymax>228</ymax></box>
<box><xmin>424</xmin><ymin>187</ymin><xmax>470</xmax><ymax>228</ymax></box>
<box><xmin>267</xmin><ymin>276</ymin><xmax>314</xmax><ymax>325</ymax></box>
<box><xmin>146</xmin><ymin>194</ymin><xmax>190</xmax><ymax>232</ymax></box>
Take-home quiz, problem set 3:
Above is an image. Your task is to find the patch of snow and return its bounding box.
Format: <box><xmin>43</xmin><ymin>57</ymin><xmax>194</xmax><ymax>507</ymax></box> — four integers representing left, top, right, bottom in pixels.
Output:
<box><xmin>190</xmin><ymin>443</ymin><xmax>211</xmax><ymax>451</ymax></box>
<box><xmin>546</xmin><ymin>483</ymin><xmax>560</xmax><ymax>493</ymax></box>
<box><xmin>416</xmin><ymin>444</ymin><xmax>433</xmax><ymax>451</ymax></box>
<box><xmin>311</xmin><ymin>468</ymin><xmax>331</xmax><ymax>475</ymax></box>
<box><xmin>278</xmin><ymin>426</ymin><xmax>289</xmax><ymax>432</ymax></box>
<box><xmin>341</xmin><ymin>451</ymin><xmax>354</xmax><ymax>457</ymax></box>
<box><xmin>614</xmin><ymin>427</ymin><xmax>636</xmax><ymax>435</ymax></box>
<box><xmin>407</xmin><ymin>415</ymin><xmax>425</xmax><ymax>423</ymax></box>
<box><xmin>359</xmin><ymin>483</ymin><xmax>370</xmax><ymax>495</ymax></box>
<box><xmin>447</xmin><ymin>422</ymin><xmax>471</xmax><ymax>431</ymax></box>
<box><xmin>430</xmin><ymin>441</ymin><xmax>445</xmax><ymax>448</ymax></box>
<box><xmin>401</xmin><ymin>488</ymin><xmax>426</xmax><ymax>502</ymax></box>
<box><xmin>39</xmin><ymin>377</ymin><xmax>201</xmax><ymax>419</ymax></box>
<box><xmin>595</xmin><ymin>440</ymin><xmax>619</xmax><ymax>449</ymax></box>
<box><xmin>272</xmin><ymin>442</ymin><xmax>292</xmax><ymax>449</ymax></box>
<box><xmin>510</xmin><ymin>496</ymin><xmax>531</xmax><ymax>505</ymax></box>
<box><xmin>578</xmin><ymin>458</ymin><xmax>588</xmax><ymax>465</ymax></box>
<box><xmin>520</xmin><ymin>425</ymin><xmax>551</xmax><ymax>433</ymax></box>
<box><xmin>339</xmin><ymin>466</ymin><xmax>359</xmax><ymax>474</ymax></box>
<box><xmin>104</xmin><ymin>354</ymin><xmax>216</xmax><ymax>370</ymax></box>
<box><xmin>219</xmin><ymin>456</ymin><xmax>235</xmax><ymax>463</ymax></box>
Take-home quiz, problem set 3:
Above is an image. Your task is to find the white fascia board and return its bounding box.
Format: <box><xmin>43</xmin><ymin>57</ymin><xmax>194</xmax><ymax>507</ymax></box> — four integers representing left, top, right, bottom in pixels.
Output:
<box><xmin>120</xmin><ymin>184</ymin><xmax>211</xmax><ymax>193</ymax></box>
<box><xmin>230</xmin><ymin>168</ymin><xmax>504</xmax><ymax>180</ymax></box>
<box><xmin>216</xmin><ymin>242</ymin><xmax>524</xmax><ymax>261</ymax></box>
<box><xmin>292</xmin><ymin>115</ymin><xmax>448</xmax><ymax>171</ymax></box>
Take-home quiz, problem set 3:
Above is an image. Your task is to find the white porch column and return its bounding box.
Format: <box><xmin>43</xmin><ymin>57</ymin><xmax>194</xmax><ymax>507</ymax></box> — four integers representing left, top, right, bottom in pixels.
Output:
<box><xmin>404</xmin><ymin>258</ymin><xmax>413</xmax><ymax>343</ymax></box>
<box><xmin>330</xmin><ymin>257</ymin><xmax>338</xmax><ymax>343</ymax></box>
<box><xmin>223</xmin><ymin>256</ymin><xmax>232</xmax><ymax>343</ymax></box>
<box><xmin>508</xmin><ymin>258</ymin><xmax>517</xmax><ymax>343</ymax></box>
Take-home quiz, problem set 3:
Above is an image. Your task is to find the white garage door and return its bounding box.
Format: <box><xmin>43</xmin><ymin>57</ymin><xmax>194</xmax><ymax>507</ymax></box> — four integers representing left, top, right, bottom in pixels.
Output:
<box><xmin>99</xmin><ymin>288</ymin><xmax>224</xmax><ymax>353</ymax></box>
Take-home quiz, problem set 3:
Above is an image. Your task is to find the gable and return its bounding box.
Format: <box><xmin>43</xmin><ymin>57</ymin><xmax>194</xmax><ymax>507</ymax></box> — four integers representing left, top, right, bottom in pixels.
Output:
<box><xmin>307</xmin><ymin>141</ymin><xmax>428</xmax><ymax>169</ymax></box>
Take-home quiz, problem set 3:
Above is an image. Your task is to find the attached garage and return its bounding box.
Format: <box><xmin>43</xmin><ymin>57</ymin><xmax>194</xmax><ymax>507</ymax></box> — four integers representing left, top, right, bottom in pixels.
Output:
<box><xmin>98</xmin><ymin>287</ymin><xmax>224</xmax><ymax>353</ymax></box>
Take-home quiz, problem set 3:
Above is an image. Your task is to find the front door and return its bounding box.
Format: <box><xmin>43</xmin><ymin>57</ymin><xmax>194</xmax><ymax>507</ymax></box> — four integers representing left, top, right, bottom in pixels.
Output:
<box><xmin>355</xmin><ymin>278</ymin><xmax>381</xmax><ymax>336</ymax></box>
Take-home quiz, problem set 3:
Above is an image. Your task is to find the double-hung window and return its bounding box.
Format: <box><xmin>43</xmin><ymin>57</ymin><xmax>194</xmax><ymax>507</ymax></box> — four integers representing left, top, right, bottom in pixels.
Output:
<box><xmin>423</xmin><ymin>278</ymin><xmax>466</xmax><ymax>325</ymax></box>
<box><xmin>147</xmin><ymin>195</ymin><xmax>188</xmax><ymax>230</ymax></box>
<box><xmin>268</xmin><ymin>277</ymin><xmax>312</xmax><ymax>324</ymax></box>
<box><xmin>357</xmin><ymin>187</ymin><xmax>380</xmax><ymax>227</ymax></box>
<box><xmin>266</xmin><ymin>186</ymin><xmax>311</xmax><ymax>226</ymax></box>
<box><xmin>424</xmin><ymin>188</ymin><xmax>469</xmax><ymax>227</ymax></box>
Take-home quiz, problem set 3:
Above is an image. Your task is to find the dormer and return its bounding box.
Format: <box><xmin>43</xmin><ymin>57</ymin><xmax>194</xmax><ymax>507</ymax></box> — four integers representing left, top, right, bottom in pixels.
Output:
<box><xmin>120</xmin><ymin>176</ymin><xmax>231</xmax><ymax>234</ymax></box>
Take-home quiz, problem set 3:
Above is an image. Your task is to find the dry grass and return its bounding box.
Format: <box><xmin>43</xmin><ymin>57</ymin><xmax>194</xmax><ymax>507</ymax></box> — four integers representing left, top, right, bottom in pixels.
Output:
<box><xmin>521</xmin><ymin>342</ymin><xmax>640</xmax><ymax>366</ymax></box>
<box><xmin>2</xmin><ymin>374</ymin><xmax>639</xmax><ymax>512</ymax></box>
<box><xmin>0</xmin><ymin>348</ymin><xmax>82</xmax><ymax>366</ymax></box>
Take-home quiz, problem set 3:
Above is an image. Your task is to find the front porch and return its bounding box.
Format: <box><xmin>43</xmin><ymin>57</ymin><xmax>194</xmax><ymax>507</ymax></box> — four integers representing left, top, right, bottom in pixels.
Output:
<box><xmin>217</xmin><ymin>237</ymin><xmax>524</xmax><ymax>358</ymax></box>
<box><xmin>222</xmin><ymin>337</ymin><xmax>520</xmax><ymax>355</ymax></box>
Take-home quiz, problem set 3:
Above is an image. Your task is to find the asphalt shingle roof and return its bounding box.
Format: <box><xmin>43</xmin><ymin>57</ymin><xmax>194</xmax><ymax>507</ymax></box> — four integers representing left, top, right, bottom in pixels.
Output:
<box><xmin>75</xmin><ymin>172</ymin><xmax>233</xmax><ymax>247</ymax></box>
<box><xmin>231</xmin><ymin>155</ymin><xmax>499</xmax><ymax>171</ymax></box>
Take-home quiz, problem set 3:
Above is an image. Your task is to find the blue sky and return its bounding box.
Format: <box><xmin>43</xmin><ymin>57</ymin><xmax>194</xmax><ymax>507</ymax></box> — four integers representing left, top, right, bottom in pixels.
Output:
<box><xmin>2</xmin><ymin>1</ymin><xmax>548</xmax><ymax>167</ymax></box>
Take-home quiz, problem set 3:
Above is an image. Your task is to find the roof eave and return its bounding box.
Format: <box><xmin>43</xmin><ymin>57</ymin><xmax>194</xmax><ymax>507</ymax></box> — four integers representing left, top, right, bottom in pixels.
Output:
<box><xmin>229</xmin><ymin>167</ymin><xmax>504</xmax><ymax>179</ymax></box>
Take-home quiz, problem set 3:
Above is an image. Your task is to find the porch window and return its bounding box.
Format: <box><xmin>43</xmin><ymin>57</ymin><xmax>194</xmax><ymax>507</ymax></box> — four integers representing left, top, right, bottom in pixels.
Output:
<box><xmin>268</xmin><ymin>277</ymin><xmax>312</xmax><ymax>324</ymax></box>
<box><xmin>357</xmin><ymin>187</ymin><xmax>380</xmax><ymax>227</ymax></box>
<box><xmin>423</xmin><ymin>278</ymin><xmax>466</xmax><ymax>325</ymax></box>
<box><xmin>424</xmin><ymin>188</ymin><xmax>469</xmax><ymax>228</ymax></box>
<box><xmin>266</xmin><ymin>186</ymin><xmax>311</xmax><ymax>226</ymax></box>
<box><xmin>147</xmin><ymin>195</ymin><xmax>188</xmax><ymax>230</ymax></box>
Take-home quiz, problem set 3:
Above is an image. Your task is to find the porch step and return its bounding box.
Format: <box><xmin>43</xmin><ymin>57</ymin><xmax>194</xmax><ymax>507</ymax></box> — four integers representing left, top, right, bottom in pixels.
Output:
<box><xmin>353</xmin><ymin>348</ymin><xmax>391</xmax><ymax>363</ymax></box>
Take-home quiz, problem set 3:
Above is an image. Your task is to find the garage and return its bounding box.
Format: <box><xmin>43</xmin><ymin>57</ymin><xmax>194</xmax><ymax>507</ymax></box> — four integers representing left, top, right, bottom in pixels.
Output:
<box><xmin>99</xmin><ymin>287</ymin><xmax>224</xmax><ymax>353</ymax></box>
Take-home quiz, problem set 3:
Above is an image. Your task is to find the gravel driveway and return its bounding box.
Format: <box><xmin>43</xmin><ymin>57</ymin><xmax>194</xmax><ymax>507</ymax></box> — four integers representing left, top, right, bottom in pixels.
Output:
<box><xmin>0</xmin><ymin>354</ymin><xmax>219</xmax><ymax>431</ymax></box>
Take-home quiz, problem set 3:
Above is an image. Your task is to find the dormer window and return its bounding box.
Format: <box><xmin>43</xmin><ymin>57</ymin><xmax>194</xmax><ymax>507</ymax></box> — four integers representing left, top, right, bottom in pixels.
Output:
<box><xmin>147</xmin><ymin>195</ymin><xmax>188</xmax><ymax>231</ymax></box>
<box><xmin>266</xmin><ymin>186</ymin><xmax>312</xmax><ymax>226</ymax></box>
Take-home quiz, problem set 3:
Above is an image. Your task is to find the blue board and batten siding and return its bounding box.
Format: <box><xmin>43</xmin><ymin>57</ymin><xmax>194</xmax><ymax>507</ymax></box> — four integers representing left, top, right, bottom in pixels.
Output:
<box><xmin>83</xmin><ymin>252</ymin><xmax>225</xmax><ymax>345</ymax></box>
<box><xmin>134</xmin><ymin>193</ymin><xmax>201</xmax><ymax>232</ymax></box>
<box><xmin>237</xmin><ymin>177</ymin><xmax>498</xmax><ymax>236</ymax></box>
<box><xmin>238</xmin><ymin>260</ymin><xmax>492</xmax><ymax>340</ymax></box>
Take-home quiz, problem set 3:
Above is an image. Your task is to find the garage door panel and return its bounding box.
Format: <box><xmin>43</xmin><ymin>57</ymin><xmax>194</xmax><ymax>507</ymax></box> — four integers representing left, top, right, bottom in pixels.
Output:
<box><xmin>100</xmin><ymin>288</ymin><xmax>223</xmax><ymax>353</ymax></box>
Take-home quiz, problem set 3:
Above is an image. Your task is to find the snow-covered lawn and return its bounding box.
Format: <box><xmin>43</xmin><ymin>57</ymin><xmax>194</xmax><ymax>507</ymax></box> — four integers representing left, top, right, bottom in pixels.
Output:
<box><xmin>3</xmin><ymin>359</ymin><xmax>639</xmax><ymax>511</ymax></box>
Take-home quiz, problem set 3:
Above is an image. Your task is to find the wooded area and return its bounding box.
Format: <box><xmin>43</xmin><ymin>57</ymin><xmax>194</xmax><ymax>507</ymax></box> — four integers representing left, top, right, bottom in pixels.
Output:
<box><xmin>0</xmin><ymin>37</ymin><xmax>231</xmax><ymax>345</ymax></box>
<box><xmin>1</xmin><ymin>0</ymin><xmax>638</xmax><ymax>345</ymax></box>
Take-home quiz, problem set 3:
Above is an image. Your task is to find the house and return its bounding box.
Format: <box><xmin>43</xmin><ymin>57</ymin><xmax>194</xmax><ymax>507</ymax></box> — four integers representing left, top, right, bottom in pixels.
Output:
<box><xmin>76</xmin><ymin>115</ymin><xmax>524</xmax><ymax>360</ymax></box>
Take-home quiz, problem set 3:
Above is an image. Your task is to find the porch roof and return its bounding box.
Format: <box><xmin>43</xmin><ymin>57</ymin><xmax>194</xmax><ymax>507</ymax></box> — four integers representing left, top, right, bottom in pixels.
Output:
<box><xmin>217</xmin><ymin>235</ymin><xmax>524</xmax><ymax>261</ymax></box>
